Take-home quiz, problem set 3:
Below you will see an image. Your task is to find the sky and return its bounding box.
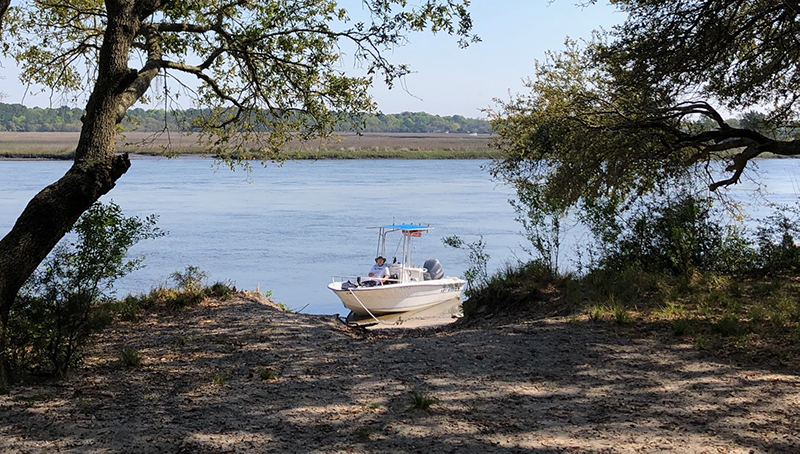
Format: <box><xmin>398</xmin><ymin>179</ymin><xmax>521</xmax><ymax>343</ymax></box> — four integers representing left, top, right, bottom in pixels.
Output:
<box><xmin>0</xmin><ymin>1</ymin><xmax>624</xmax><ymax>118</ymax></box>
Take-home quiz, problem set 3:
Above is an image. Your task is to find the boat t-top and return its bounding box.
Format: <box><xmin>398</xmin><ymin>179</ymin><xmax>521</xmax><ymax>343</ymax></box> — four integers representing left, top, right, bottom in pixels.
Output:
<box><xmin>328</xmin><ymin>224</ymin><xmax>466</xmax><ymax>318</ymax></box>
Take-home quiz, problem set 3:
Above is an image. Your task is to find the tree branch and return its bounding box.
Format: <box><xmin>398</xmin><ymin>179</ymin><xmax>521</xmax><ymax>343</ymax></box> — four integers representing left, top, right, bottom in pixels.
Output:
<box><xmin>115</xmin><ymin>26</ymin><xmax>163</xmax><ymax>123</ymax></box>
<box><xmin>154</xmin><ymin>22</ymin><xmax>216</xmax><ymax>33</ymax></box>
<box><xmin>708</xmin><ymin>145</ymin><xmax>762</xmax><ymax>191</ymax></box>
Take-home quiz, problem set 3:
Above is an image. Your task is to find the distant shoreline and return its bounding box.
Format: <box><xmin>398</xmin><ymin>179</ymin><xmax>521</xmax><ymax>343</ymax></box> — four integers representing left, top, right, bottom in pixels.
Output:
<box><xmin>0</xmin><ymin>131</ymin><xmax>499</xmax><ymax>160</ymax></box>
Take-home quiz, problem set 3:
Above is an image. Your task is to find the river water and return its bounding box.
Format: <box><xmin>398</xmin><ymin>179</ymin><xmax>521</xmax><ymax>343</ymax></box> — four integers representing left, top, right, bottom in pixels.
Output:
<box><xmin>0</xmin><ymin>157</ymin><xmax>523</xmax><ymax>314</ymax></box>
<box><xmin>2</xmin><ymin>157</ymin><xmax>799</xmax><ymax>314</ymax></box>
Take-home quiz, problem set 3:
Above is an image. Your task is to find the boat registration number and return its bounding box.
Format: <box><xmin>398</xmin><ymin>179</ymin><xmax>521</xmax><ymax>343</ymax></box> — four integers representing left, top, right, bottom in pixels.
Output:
<box><xmin>440</xmin><ymin>283</ymin><xmax>462</xmax><ymax>293</ymax></box>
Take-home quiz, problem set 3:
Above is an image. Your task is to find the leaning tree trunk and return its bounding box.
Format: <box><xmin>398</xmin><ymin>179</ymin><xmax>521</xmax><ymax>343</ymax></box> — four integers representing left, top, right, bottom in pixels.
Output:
<box><xmin>0</xmin><ymin>0</ymin><xmax>146</xmax><ymax>391</ymax></box>
<box><xmin>0</xmin><ymin>0</ymin><xmax>10</xmax><ymax>29</ymax></box>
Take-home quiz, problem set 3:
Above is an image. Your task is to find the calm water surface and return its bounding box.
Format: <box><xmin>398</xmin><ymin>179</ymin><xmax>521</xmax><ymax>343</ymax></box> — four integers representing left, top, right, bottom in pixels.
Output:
<box><xmin>0</xmin><ymin>157</ymin><xmax>522</xmax><ymax>314</ymax></box>
<box><xmin>2</xmin><ymin>157</ymin><xmax>800</xmax><ymax>314</ymax></box>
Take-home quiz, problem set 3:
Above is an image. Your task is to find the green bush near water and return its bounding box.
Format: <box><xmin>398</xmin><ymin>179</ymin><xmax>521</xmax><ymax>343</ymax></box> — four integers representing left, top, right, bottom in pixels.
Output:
<box><xmin>6</xmin><ymin>202</ymin><xmax>163</xmax><ymax>379</ymax></box>
<box><xmin>121</xmin><ymin>267</ymin><xmax>235</xmax><ymax>315</ymax></box>
<box><xmin>459</xmin><ymin>191</ymin><xmax>800</xmax><ymax>363</ymax></box>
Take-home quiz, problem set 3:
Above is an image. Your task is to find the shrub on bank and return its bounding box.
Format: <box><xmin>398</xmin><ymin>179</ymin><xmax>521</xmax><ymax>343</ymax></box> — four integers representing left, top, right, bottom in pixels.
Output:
<box><xmin>460</xmin><ymin>193</ymin><xmax>800</xmax><ymax>363</ymax></box>
<box><xmin>118</xmin><ymin>267</ymin><xmax>235</xmax><ymax>317</ymax></box>
<box><xmin>6</xmin><ymin>202</ymin><xmax>162</xmax><ymax>379</ymax></box>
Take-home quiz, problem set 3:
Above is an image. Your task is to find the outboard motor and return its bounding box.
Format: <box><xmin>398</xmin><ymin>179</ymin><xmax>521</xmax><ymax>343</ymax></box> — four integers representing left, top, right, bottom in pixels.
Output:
<box><xmin>422</xmin><ymin>258</ymin><xmax>444</xmax><ymax>280</ymax></box>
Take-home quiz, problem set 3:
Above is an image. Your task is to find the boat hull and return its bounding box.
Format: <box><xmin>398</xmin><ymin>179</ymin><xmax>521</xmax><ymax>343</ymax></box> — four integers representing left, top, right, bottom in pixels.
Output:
<box><xmin>328</xmin><ymin>277</ymin><xmax>466</xmax><ymax>315</ymax></box>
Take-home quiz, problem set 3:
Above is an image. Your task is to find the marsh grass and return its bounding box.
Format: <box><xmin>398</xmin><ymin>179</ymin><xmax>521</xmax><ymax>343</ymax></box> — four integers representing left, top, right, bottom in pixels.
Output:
<box><xmin>295</xmin><ymin>148</ymin><xmax>501</xmax><ymax>159</ymax></box>
<box><xmin>0</xmin><ymin>132</ymin><xmax>496</xmax><ymax>159</ymax></box>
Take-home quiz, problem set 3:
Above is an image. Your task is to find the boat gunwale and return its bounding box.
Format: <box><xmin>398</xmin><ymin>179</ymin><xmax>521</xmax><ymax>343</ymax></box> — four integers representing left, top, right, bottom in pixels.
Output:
<box><xmin>327</xmin><ymin>277</ymin><xmax>465</xmax><ymax>293</ymax></box>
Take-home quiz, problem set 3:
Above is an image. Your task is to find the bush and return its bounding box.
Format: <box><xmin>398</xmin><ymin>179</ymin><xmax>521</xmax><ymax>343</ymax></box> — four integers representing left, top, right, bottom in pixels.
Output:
<box><xmin>442</xmin><ymin>235</ymin><xmax>490</xmax><ymax>298</ymax></box>
<box><xmin>171</xmin><ymin>265</ymin><xmax>208</xmax><ymax>293</ymax></box>
<box><xmin>585</xmin><ymin>192</ymin><xmax>800</xmax><ymax>279</ymax></box>
<box><xmin>752</xmin><ymin>206</ymin><xmax>800</xmax><ymax>275</ymax></box>
<box><xmin>461</xmin><ymin>260</ymin><xmax>565</xmax><ymax>318</ymax></box>
<box><xmin>6</xmin><ymin>201</ymin><xmax>162</xmax><ymax>378</ymax></box>
<box><xmin>209</xmin><ymin>282</ymin><xmax>233</xmax><ymax>300</ymax></box>
<box><xmin>594</xmin><ymin>192</ymin><xmax>733</xmax><ymax>276</ymax></box>
<box><xmin>121</xmin><ymin>268</ymin><xmax>233</xmax><ymax>313</ymax></box>
<box><xmin>409</xmin><ymin>389</ymin><xmax>438</xmax><ymax>410</ymax></box>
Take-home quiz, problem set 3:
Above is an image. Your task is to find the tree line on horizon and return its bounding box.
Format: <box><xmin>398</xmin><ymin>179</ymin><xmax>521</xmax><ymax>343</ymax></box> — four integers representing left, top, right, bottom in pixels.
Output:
<box><xmin>0</xmin><ymin>103</ymin><xmax>491</xmax><ymax>134</ymax></box>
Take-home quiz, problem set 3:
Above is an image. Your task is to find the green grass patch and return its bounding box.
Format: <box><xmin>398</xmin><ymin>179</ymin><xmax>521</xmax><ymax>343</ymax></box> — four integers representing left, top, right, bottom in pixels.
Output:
<box><xmin>409</xmin><ymin>389</ymin><xmax>438</xmax><ymax>410</ymax></box>
<box><xmin>119</xmin><ymin>348</ymin><xmax>142</xmax><ymax>369</ymax></box>
<box><xmin>1</xmin><ymin>131</ymin><xmax>498</xmax><ymax>160</ymax></box>
<box><xmin>257</xmin><ymin>368</ymin><xmax>278</xmax><ymax>381</ymax></box>
<box><xmin>211</xmin><ymin>373</ymin><xmax>227</xmax><ymax>386</ymax></box>
<box><xmin>113</xmin><ymin>267</ymin><xmax>237</xmax><ymax>315</ymax></box>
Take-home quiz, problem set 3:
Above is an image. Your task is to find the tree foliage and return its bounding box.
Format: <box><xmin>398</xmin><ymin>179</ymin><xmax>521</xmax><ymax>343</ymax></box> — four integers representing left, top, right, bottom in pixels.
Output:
<box><xmin>489</xmin><ymin>0</ymin><xmax>800</xmax><ymax>211</ymax></box>
<box><xmin>4</xmin><ymin>0</ymin><xmax>477</xmax><ymax>156</ymax></box>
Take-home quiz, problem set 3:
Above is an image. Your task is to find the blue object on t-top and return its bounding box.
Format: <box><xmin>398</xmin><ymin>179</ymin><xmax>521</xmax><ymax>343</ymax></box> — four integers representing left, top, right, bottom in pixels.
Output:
<box><xmin>382</xmin><ymin>224</ymin><xmax>430</xmax><ymax>230</ymax></box>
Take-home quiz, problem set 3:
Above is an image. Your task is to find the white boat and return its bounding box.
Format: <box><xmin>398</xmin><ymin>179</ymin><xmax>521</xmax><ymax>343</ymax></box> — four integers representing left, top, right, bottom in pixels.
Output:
<box><xmin>328</xmin><ymin>224</ymin><xmax>466</xmax><ymax>317</ymax></box>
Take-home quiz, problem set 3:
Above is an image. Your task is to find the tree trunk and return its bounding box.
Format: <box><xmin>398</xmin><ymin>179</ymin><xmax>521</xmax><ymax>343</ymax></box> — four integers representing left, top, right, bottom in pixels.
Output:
<box><xmin>0</xmin><ymin>0</ymin><xmax>10</xmax><ymax>29</ymax></box>
<box><xmin>0</xmin><ymin>0</ymin><xmax>142</xmax><ymax>392</ymax></box>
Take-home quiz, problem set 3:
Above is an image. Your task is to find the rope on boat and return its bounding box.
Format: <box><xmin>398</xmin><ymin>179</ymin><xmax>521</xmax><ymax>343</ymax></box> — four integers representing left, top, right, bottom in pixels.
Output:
<box><xmin>347</xmin><ymin>288</ymin><xmax>397</xmax><ymax>326</ymax></box>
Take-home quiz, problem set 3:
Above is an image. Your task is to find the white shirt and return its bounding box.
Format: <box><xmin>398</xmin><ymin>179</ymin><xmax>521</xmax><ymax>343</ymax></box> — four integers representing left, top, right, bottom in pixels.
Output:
<box><xmin>368</xmin><ymin>263</ymin><xmax>389</xmax><ymax>279</ymax></box>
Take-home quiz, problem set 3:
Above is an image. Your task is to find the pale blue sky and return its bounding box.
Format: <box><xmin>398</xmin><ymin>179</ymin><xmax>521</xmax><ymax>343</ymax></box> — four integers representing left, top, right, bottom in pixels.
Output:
<box><xmin>0</xmin><ymin>1</ymin><xmax>623</xmax><ymax>118</ymax></box>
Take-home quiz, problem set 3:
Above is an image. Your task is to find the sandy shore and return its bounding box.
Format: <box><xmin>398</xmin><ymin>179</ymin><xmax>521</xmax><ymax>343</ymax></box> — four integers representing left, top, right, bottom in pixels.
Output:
<box><xmin>1</xmin><ymin>293</ymin><xmax>798</xmax><ymax>453</ymax></box>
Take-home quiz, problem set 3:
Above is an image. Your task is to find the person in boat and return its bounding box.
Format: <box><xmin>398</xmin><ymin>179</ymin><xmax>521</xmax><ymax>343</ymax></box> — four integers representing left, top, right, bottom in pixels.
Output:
<box><xmin>367</xmin><ymin>256</ymin><xmax>390</xmax><ymax>285</ymax></box>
